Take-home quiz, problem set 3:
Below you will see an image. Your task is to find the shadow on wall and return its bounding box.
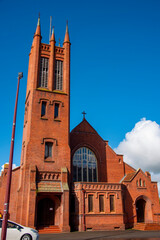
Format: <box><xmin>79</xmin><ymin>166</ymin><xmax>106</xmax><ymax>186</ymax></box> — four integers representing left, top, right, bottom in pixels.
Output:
<box><xmin>70</xmin><ymin>194</ymin><xmax>79</xmax><ymax>231</ymax></box>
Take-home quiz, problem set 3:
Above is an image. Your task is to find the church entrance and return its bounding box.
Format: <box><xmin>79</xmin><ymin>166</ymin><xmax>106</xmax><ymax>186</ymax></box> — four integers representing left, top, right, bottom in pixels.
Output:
<box><xmin>37</xmin><ymin>198</ymin><xmax>55</xmax><ymax>227</ymax></box>
<box><xmin>136</xmin><ymin>198</ymin><xmax>146</xmax><ymax>222</ymax></box>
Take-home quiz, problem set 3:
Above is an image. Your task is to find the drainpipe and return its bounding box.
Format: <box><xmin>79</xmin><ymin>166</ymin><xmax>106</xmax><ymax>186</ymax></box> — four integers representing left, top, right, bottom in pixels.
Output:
<box><xmin>82</xmin><ymin>188</ymin><xmax>86</xmax><ymax>231</ymax></box>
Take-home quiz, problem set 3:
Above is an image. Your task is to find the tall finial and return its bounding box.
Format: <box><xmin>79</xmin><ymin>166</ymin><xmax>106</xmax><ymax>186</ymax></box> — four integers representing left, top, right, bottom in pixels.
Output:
<box><xmin>52</xmin><ymin>26</ymin><xmax>54</xmax><ymax>35</ymax></box>
<box><xmin>63</xmin><ymin>20</ymin><xmax>70</xmax><ymax>43</ymax></box>
<box><xmin>66</xmin><ymin>20</ymin><xmax>68</xmax><ymax>33</ymax></box>
<box><xmin>49</xmin><ymin>16</ymin><xmax>52</xmax><ymax>42</ymax></box>
<box><xmin>50</xmin><ymin>26</ymin><xmax>55</xmax><ymax>42</ymax></box>
<box><xmin>59</xmin><ymin>38</ymin><xmax>61</xmax><ymax>47</ymax></box>
<box><xmin>82</xmin><ymin>111</ymin><xmax>86</xmax><ymax>120</ymax></box>
<box><xmin>38</xmin><ymin>13</ymin><xmax>40</xmax><ymax>26</ymax></box>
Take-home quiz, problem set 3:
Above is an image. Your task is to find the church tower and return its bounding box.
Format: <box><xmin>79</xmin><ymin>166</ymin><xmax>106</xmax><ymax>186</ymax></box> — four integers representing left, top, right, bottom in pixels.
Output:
<box><xmin>16</xmin><ymin>17</ymin><xmax>71</xmax><ymax>232</ymax></box>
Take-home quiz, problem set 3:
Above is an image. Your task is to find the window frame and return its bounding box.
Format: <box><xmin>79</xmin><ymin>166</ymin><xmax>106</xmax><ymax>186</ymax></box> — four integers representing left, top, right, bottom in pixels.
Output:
<box><xmin>39</xmin><ymin>57</ymin><xmax>49</xmax><ymax>88</ymax></box>
<box><xmin>99</xmin><ymin>194</ymin><xmax>104</xmax><ymax>212</ymax></box>
<box><xmin>54</xmin><ymin>103</ymin><xmax>60</xmax><ymax>119</ymax></box>
<box><xmin>41</xmin><ymin>101</ymin><xmax>47</xmax><ymax>117</ymax></box>
<box><xmin>45</xmin><ymin>142</ymin><xmax>53</xmax><ymax>159</ymax></box>
<box><xmin>110</xmin><ymin>194</ymin><xmax>115</xmax><ymax>213</ymax></box>
<box><xmin>54</xmin><ymin>60</ymin><xmax>63</xmax><ymax>91</ymax></box>
<box><xmin>88</xmin><ymin>194</ymin><xmax>94</xmax><ymax>213</ymax></box>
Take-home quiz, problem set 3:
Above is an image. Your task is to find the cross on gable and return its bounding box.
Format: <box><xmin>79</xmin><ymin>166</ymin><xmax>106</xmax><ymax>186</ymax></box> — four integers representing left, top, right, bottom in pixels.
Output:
<box><xmin>82</xmin><ymin>111</ymin><xmax>86</xmax><ymax>119</ymax></box>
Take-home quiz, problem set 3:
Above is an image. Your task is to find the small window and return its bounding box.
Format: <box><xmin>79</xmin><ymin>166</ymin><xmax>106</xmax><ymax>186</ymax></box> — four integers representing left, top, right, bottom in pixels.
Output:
<box><xmin>54</xmin><ymin>103</ymin><xmax>59</xmax><ymax>119</ymax></box>
<box><xmin>139</xmin><ymin>179</ymin><xmax>142</xmax><ymax>187</ymax></box>
<box><xmin>99</xmin><ymin>195</ymin><xmax>104</xmax><ymax>212</ymax></box>
<box><xmin>41</xmin><ymin>101</ymin><xmax>47</xmax><ymax>117</ymax></box>
<box><xmin>45</xmin><ymin>142</ymin><xmax>53</xmax><ymax>158</ymax></box>
<box><xmin>88</xmin><ymin>195</ymin><xmax>93</xmax><ymax>212</ymax></box>
<box><xmin>0</xmin><ymin>220</ymin><xmax>2</xmax><ymax>228</ymax></box>
<box><xmin>143</xmin><ymin>180</ymin><xmax>146</xmax><ymax>187</ymax></box>
<box><xmin>136</xmin><ymin>180</ymin><xmax>139</xmax><ymax>187</ymax></box>
<box><xmin>110</xmin><ymin>195</ymin><xmax>115</xmax><ymax>212</ymax></box>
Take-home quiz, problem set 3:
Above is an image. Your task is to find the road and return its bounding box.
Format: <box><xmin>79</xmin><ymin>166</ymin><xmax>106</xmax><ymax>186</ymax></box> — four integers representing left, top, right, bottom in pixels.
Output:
<box><xmin>39</xmin><ymin>230</ymin><xmax>160</xmax><ymax>240</ymax></box>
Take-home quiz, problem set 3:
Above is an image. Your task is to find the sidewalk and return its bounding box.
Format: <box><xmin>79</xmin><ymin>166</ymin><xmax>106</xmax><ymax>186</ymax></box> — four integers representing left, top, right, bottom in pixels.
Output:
<box><xmin>39</xmin><ymin>229</ymin><xmax>160</xmax><ymax>240</ymax></box>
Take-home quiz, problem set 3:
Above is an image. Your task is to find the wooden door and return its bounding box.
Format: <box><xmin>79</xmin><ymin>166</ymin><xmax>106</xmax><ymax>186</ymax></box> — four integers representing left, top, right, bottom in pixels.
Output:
<box><xmin>37</xmin><ymin>198</ymin><xmax>54</xmax><ymax>226</ymax></box>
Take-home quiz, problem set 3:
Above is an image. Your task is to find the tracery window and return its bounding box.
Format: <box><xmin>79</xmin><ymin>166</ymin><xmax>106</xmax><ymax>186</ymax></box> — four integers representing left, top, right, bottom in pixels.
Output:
<box><xmin>39</xmin><ymin>57</ymin><xmax>49</xmax><ymax>88</ymax></box>
<box><xmin>73</xmin><ymin>147</ymin><xmax>98</xmax><ymax>182</ymax></box>
<box><xmin>54</xmin><ymin>60</ymin><xmax>63</xmax><ymax>90</ymax></box>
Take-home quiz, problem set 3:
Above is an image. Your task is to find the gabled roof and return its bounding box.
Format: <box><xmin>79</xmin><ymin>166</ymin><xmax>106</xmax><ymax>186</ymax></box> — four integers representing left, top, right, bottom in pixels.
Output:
<box><xmin>121</xmin><ymin>168</ymin><xmax>151</xmax><ymax>183</ymax></box>
<box><xmin>122</xmin><ymin>172</ymin><xmax>137</xmax><ymax>182</ymax></box>
<box><xmin>70</xmin><ymin>118</ymin><xmax>105</xmax><ymax>142</ymax></box>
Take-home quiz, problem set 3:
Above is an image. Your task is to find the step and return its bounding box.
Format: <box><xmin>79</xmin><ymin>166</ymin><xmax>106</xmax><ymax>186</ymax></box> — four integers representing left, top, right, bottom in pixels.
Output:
<box><xmin>38</xmin><ymin>225</ymin><xmax>61</xmax><ymax>234</ymax></box>
<box><xmin>134</xmin><ymin>223</ymin><xmax>160</xmax><ymax>231</ymax></box>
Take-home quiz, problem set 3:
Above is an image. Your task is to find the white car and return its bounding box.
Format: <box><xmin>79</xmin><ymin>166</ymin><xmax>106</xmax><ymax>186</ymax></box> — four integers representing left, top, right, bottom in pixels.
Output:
<box><xmin>0</xmin><ymin>219</ymin><xmax>39</xmax><ymax>240</ymax></box>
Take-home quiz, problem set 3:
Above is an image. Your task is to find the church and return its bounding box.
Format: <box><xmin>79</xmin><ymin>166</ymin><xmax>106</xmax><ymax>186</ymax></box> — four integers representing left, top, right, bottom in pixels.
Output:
<box><xmin>0</xmin><ymin>17</ymin><xmax>160</xmax><ymax>233</ymax></box>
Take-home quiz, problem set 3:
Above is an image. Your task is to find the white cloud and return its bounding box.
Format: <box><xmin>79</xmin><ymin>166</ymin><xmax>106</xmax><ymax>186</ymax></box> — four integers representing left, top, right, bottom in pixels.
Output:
<box><xmin>114</xmin><ymin>118</ymin><xmax>160</xmax><ymax>193</ymax></box>
<box><xmin>0</xmin><ymin>163</ymin><xmax>17</xmax><ymax>176</ymax></box>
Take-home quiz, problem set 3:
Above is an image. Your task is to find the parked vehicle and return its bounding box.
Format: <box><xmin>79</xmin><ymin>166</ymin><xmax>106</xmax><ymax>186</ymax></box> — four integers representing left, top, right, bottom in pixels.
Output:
<box><xmin>0</xmin><ymin>219</ymin><xmax>39</xmax><ymax>240</ymax></box>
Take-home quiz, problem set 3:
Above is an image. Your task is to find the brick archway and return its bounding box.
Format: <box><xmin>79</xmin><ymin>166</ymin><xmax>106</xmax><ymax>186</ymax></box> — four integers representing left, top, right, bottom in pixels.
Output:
<box><xmin>135</xmin><ymin>195</ymin><xmax>153</xmax><ymax>223</ymax></box>
<box><xmin>136</xmin><ymin>198</ymin><xmax>146</xmax><ymax>222</ymax></box>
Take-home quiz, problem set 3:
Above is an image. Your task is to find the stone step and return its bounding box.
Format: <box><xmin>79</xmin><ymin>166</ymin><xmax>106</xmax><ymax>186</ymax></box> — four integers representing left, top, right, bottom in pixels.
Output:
<box><xmin>134</xmin><ymin>223</ymin><xmax>160</xmax><ymax>231</ymax></box>
<box><xmin>38</xmin><ymin>225</ymin><xmax>61</xmax><ymax>233</ymax></box>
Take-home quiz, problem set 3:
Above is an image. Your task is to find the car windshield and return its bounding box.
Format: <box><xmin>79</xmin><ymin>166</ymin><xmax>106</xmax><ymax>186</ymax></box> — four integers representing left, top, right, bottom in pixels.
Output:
<box><xmin>0</xmin><ymin>220</ymin><xmax>23</xmax><ymax>230</ymax></box>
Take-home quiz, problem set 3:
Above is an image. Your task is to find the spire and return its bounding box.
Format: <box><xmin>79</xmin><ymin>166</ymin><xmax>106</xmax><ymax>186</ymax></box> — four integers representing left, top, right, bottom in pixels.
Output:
<box><xmin>50</xmin><ymin>27</ymin><xmax>55</xmax><ymax>42</ymax></box>
<box><xmin>64</xmin><ymin>20</ymin><xmax>70</xmax><ymax>43</ymax></box>
<box><xmin>35</xmin><ymin>14</ymin><xmax>41</xmax><ymax>36</ymax></box>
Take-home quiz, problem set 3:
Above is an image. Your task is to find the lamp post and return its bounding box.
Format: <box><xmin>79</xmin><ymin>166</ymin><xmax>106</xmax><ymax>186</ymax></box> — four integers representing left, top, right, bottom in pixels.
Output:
<box><xmin>1</xmin><ymin>72</ymin><xmax>23</xmax><ymax>240</ymax></box>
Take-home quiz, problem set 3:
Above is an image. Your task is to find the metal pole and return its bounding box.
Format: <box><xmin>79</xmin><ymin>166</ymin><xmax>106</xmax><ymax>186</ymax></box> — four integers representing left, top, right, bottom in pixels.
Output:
<box><xmin>1</xmin><ymin>72</ymin><xmax>23</xmax><ymax>240</ymax></box>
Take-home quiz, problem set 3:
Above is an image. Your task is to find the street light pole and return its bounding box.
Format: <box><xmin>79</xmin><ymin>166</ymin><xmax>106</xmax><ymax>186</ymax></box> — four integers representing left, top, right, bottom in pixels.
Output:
<box><xmin>1</xmin><ymin>72</ymin><xmax>23</xmax><ymax>240</ymax></box>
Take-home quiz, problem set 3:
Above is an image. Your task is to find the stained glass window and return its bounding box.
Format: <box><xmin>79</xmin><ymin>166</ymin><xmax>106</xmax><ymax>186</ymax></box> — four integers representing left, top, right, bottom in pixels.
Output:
<box><xmin>73</xmin><ymin>147</ymin><xmax>97</xmax><ymax>182</ymax></box>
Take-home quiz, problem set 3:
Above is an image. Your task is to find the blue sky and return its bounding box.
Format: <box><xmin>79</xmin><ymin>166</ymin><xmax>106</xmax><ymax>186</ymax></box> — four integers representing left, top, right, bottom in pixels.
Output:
<box><xmin>1</xmin><ymin>0</ymin><xmax>160</xmax><ymax>186</ymax></box>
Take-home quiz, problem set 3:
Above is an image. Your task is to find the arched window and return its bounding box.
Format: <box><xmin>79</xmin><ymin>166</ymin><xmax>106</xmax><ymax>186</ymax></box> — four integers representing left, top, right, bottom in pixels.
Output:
<box><xmin>73</xmin><ymin>147</ymin><xmax>98</xmax><ymax>182</ymax></box>
<box><xmin>139</xmin><ymin>179</ymin><xmax>142</xmax><ymax>187</ymax></box>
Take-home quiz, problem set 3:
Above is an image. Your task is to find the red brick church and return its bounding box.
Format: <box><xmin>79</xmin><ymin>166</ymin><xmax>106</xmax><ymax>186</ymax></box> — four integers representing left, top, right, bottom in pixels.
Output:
<box><xmin>0</xmin><ymin>18</ymin><xmax>160</xmax><ymax>232</ymax></box>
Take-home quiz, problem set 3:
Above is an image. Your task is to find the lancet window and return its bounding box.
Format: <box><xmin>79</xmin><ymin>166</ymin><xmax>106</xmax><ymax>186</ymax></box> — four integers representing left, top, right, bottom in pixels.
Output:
<box><xmin>73</xmin><ymin>147</ymin><xmax>98</xmax><ymax>182</ymax></box>
<box><xmin>39</xmin><ymin>57</ymin><xmax>49</xmax><ymax>88</ymax></box>
<box><xmin>54</xmin><ymin>60</ymin><xmax>63</xmax><ymax>90</ymax></box>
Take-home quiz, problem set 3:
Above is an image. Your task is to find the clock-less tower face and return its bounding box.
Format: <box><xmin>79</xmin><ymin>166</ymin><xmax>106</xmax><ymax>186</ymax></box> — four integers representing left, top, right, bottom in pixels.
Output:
<box><xmin>16</xmin><ymin>19</ymin><xmax>71</xmax><ymax>231</ymax></box>
<box><xmin>22</xmin><ymin>21</ymin><xmax>71</xmax><ymax>173</ymax></box>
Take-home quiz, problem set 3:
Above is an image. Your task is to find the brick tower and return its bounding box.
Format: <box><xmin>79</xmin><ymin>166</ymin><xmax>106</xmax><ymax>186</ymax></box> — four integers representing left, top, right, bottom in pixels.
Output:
<box><xmin>16</xmin><ymin>17</ymin><xmax>71</xmax><ymax>232</ymax></box>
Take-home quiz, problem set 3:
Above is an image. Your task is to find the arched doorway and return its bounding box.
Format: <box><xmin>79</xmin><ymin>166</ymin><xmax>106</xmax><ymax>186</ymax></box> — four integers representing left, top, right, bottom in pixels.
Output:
<box><xmin>136</xmin><ymin>198</ymin><xmax>146</xmax><ymax>222</ymax></box>
<box><xmin>37</xmin><ymin>198</ymin><xmax>54</xmax><ymax>227</ymax></box>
